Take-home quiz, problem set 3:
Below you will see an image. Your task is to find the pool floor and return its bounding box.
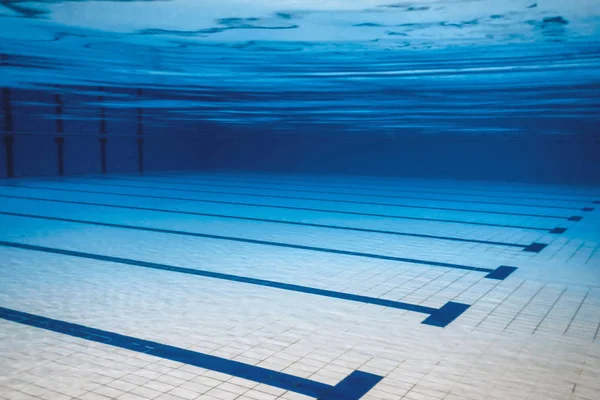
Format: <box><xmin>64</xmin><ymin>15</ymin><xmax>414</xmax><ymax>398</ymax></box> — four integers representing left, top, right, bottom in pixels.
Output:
<box><xmin>1</xmin><ymin>171</ymin><xmax>599</xmax><ymax>400</ymax></box>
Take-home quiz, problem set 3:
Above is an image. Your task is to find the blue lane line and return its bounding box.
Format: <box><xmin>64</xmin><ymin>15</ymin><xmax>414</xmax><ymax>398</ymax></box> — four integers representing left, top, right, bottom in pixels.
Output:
<box><xmin>0</xmin><ymin>240</ymin><xmax>471</xmax><ymax>326</ymax></box>
<box><xmin>0</xmin><ymin>184</ymin><xmax>569</xmax><ymax>232</ymax></box>
<box><xmin>485</xmin><ymin>266</ymin><xmax>518</xmax><ymax>280</ymax></box>
<box><xmin>0</xmin><ymin>211</ymin><xmax>516</xmax><ymax>279</ymax></box>
<box><xmin>73</xmin><ymin>178</ymin><xmax>578</xmax><ymax>220</ymax></box>
<box><xmin>0</xmin><ymin>307</ymin><xmax>382</xmax><ymax>399</ymax></box>
<box><xmin>0</xmin><ymin>194</ymin><xmax>533</xmax><ymax>250</ymax></box>
<box><xmin>146</xmin><ymin>173</ymin><xmax>600</xmax><ymax>204</ymax></box>
<box><xmin>523</xmin><ymin>243</ymin><xmax>548</xmax><ymax>253</ymax></box>
<box><xmin>94</xmin><ymin>176</ymin><xmax>586</xmax><ymax>211</ymax></box>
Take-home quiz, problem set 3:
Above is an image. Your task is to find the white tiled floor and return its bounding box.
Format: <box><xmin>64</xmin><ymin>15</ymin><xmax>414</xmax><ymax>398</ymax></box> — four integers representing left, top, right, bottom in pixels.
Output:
<box><xmin>1</xmin><ymin>172</ymin><xmax>599</xmax><ymax>400</ymax></box>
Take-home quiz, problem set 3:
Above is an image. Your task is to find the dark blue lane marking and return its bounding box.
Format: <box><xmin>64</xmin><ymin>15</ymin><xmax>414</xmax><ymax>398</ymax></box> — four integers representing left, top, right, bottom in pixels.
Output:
<box><xmin>0</xmin><ymin>184</ymin><xmax>568</xmax><ymax>232</ymax></box>
<box><xmin>0</xmin><ymin>211</ymin><xmax>515</xmax><ymax>279</ymax></box>
<box><xmin>569</xmin><ymin>216</ymin><xmax>583</xmax><ymax>222</ymax></box>
<box><xmin>139</xmin><ymin>173</ymin><xmax>600</xmax><ymax>204</ymax></box>
<box><xmin>484</xmin><ymin>266</ymin><xmax>518</xmax><ymax>280</ymax></box>
<box><xmin>550</xmin><ymin>227</ymin><xmax>568</xmax><ymax>234</ymax></box>
<box><xmin>94</xmin><ymin>176</ymin><xmax>585</xmax><ymax>211</ymax></box>
<box><xmin>71</xmin><ymin>178</ymin><xmax>576</xmax><ymax>220</ymax></box>
<box><xmin>0</xmin><ymin>240</ymin><xmax>472</xmax><ymax>326</ymax></box>
<box><xmin>0</xmin><ymin>194</ymin><xmax>537</xmax><ymax>250</ymax></box>
<box><xmin>523</xmin><ymin>243</ymin><xmax>548</xmax><ymax>253</ymax></box>
<box><xmin>422</xmin><ymin>302</ymin><xmax>471</xmax><ymax>327</ymax></box>
<box><xmin>582</xmin><ymin>208</ymin><xmax>595</xmax><ymax>212</ymax></box>
<box><xmin>0</xmin><ymin>307</ymin><xmax>382</xmax><ymax>399</ymax></box>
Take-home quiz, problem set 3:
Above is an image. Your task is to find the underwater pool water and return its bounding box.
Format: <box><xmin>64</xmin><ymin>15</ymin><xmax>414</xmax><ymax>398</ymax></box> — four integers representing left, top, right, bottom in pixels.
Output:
<box><xmin>1</xmin><ymin>1</ymin><xmax>600</xmax><ymax>399</ymax></box>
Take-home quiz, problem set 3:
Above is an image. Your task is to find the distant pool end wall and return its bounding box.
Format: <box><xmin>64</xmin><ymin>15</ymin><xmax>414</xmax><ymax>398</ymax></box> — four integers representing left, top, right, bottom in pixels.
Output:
<box><xmin>1</xmin><ymin>87</ymin><xmax>599</xmax><ymax>184</ymax></box>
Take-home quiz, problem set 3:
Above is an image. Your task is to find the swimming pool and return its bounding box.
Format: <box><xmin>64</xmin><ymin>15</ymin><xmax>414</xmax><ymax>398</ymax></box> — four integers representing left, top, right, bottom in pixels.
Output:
<box><xmin>2</xmin><ymin>0</ymin><xmax>600</xmax><ymax>398</ymax></box>
<box><xmin>1</xmin><ymin>172</ymin><xmax>599</xmax><ymax>399</ymax></box>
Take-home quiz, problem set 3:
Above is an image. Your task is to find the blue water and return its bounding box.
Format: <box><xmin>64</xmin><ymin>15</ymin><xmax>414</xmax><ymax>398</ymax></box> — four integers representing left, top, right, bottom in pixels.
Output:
<box><xmin>1</xmin><ymin>0</ymin><xmax>600</xmax><ymax>181</ymax></box>
<box><xmin>2</xmin><ymin>4</ymin><xmax>600</xmax><ymax>399</ymax></box>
